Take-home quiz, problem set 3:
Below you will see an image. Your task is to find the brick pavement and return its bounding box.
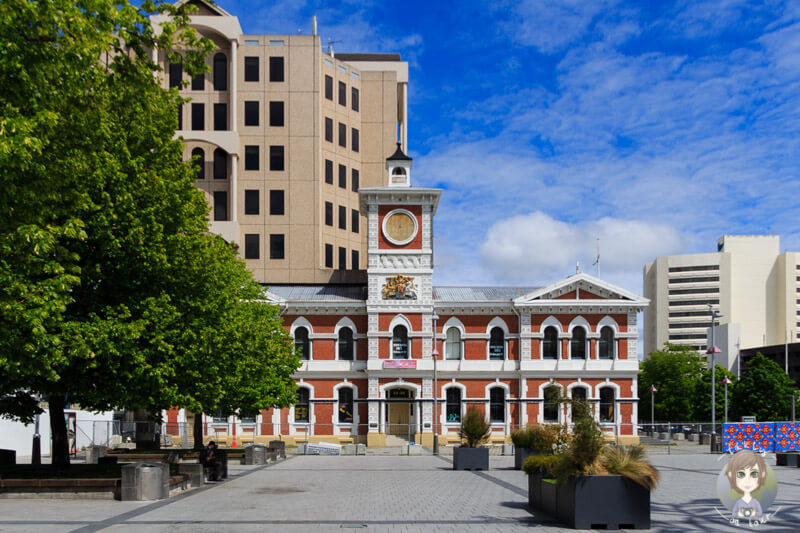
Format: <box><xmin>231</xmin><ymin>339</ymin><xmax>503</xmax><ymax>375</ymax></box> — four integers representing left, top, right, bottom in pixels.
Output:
<box><xmin>0</xmin><ymin>452</ymin><xmax>798</xmax><ymax>532</ymax></box>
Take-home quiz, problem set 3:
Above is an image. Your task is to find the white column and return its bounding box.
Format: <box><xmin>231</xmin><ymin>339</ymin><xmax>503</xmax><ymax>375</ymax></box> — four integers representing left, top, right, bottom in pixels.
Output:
<box><xmin>230</xmin><ymin>154</ymin><xmax>238</xmax><ymax>222</ymax></box>
<box><xmin>229</xmin><ymin>39</ymin><xmax>238</xmax><ymax>133</ymax></box>
<box><xmin>401</xmin><ymin>82</ymin><xmax>408</xmax><ymax>152</ymax></box>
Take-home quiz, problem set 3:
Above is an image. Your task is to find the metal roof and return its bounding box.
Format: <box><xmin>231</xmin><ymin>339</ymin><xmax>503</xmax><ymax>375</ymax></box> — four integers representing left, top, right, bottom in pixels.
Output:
<box><xmin>266</xmin><ymin>285</ymin><xmax>367</xmax><ymax>302</ymax></box>
<box><xmin>433</xmin><ymin>286</ymin><xmax>539</xmax><ymax>302</ymax></box>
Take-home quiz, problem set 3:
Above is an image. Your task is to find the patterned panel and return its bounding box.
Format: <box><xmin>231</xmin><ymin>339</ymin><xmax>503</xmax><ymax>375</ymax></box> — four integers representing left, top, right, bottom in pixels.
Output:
<box><xmin>723</xmin><ymin>423</ymin><xmax>775</xmax><ymax>453</ymax></box>
<box><xmin>774</xmin><ymin>422</ymin><xmax>800</xmax><ymax>452</ymax></box>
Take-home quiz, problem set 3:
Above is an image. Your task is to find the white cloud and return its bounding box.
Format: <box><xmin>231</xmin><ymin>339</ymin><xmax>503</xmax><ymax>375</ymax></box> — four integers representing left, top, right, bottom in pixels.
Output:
<box><xmin>477</xmin><ymin>212</ymin><xmax>683</xmax><ymax>290</ymax></box>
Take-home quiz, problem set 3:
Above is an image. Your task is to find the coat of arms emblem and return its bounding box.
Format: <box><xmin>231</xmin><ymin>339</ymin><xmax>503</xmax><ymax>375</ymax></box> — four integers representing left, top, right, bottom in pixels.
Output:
<box><xmin>382</xmin><ymin>274</ymin><xmax>417</xmax><ymax>300</ymax></box>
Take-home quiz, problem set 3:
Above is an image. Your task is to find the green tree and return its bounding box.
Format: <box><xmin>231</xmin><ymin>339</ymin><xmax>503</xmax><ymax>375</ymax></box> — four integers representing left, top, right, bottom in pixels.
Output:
<box><xmin>0</xmin><ymin>0</ymin><xmax>299</xmax><ymax>467</ymax></box>
<box><xmin>731</xmin><ymin>353</ymin><xmax>797</xmax><ymax>422</ymax></box>
<box><xmin>638</xmin><ymin>344</ymin><xmax>705</xmax><ymax>422</ymax></box>
<box><xmin>691</xmin><ymin>364</ymin><xmax>736</xmax><ymax>423</ymax></box>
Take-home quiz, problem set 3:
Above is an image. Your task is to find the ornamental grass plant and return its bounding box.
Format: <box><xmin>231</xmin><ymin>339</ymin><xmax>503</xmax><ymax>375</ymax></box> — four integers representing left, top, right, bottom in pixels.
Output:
<box><xmin>511</xmin><ymin>424</ymin><xmax>570</xmax><ymax>452</ymax></box>
<box><xmin>458</xmin><ymin>406</ymin><xmax>491</xmax><ymax>448</ymax></box>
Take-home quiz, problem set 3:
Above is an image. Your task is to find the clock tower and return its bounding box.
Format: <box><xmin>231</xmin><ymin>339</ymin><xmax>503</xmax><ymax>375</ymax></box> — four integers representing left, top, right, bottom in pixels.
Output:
<box><xmin>359</xmin><ymin>144</ymin><xmax>441</xmax><ymax>444</ymax></box>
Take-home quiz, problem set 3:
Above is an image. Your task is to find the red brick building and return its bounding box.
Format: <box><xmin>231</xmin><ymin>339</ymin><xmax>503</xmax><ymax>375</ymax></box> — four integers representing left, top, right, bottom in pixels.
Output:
<box><xmin>168</xmin><ymin>146</ymin><xmax>648</xmax><ymax>446</ymax></box>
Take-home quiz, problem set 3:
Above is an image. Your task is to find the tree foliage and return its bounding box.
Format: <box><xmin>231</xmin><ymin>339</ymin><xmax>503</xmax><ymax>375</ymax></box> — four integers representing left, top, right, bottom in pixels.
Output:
<box><xmin>638</xmin><ymin>344</ymin><xmax>706</xmax><ymax>422</ymax></box>
<box><xmin>731</xmin><ymin>353</ymin><xmax>797</xmax><ymax>422</ymax></box>
<box><xmin>0</xmin><ymin>0</ymin><xmax>299</xmax><ymax>466</ymax></box>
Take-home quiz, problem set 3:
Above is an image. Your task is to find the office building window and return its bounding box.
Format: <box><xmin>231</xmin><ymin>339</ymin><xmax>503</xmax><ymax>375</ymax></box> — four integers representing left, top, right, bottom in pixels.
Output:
<box><xmin>351</xmin><ymin>209</ymin><xmax>359</xmax><ymax>233</ymax></box>
<box><xmin>489</xmin><ymin>387</ymin><xmax>505</xmax><ymax>423</ymax></box>
<box><xmin>269</xmin><ymin>101</ymin><xmax>284</xmax><ymax>126</ymax></box>
<box><xmin>294</xmin><ymin>327</ymin><xmax>309</xmax><ymax>360</ymax></box>
<box><xmin>543</xmin><ymin>326</ymin><xmax>558</xmax><ymax>359</ymax></box>
<box><xmin>338</xmin><ymin>205</ymin><xmax>346</xmax><ymax>230</ymax></box>
<box><xmin>213</xmin><ymin>148</ymin><xmax>227</xmax><ymax>179</ymax></box>
<box><xmin>351</xmin><ymin>87</ymin><xmax>359</xmax><ymax>111</ymax></box>
<box><xmin>192</xmin><ymin>148</ymin><xmax>205</xmax><ymax>179</ymax></box>
<box><xmin>352</xmin><ymin>169</ymin><xmax>359</xmax><ymax>191</ymax></box>
<box><xmin>392</xmin><ymin>325</ymin><xmax>409</xmax><ymax>359</ymax></box>
<box><xmin>269</xmin><ymin>190</ymin><xmax>284</xmax><ymax>215</ymax></box>
<box><xmin>213</xmin><ymin>191</ymin><xmax>227</xmax><ymax>221</ymax></box>
<box><xmin>351</xmin><ymin>250</ymin><xmax>359</xmax><ymax>269</ymax></box>
<box><xmin>324</xmin><ymin>75</ymin><xmax>333</xmax><ymax>100</ymax></box>
<box><xmin>169</xmin><ymin>62</ymin><xmax>182</xmax><ymax>88</ymax></box>
<box><xmin>446</xmin><ymin>388</ymin><xmax>461</xmax><ymax>423</ymax></box>
<box><xmin>325</xmin><ymin>160</ymin><xmax>333</xmax><ymax>184</ymax></box>
<box><xmin>177</xmin><ymin>104</ymin><xmax>182</xmax><ymax>129</ymax></box>
<box><xmin>352</xmin><ymin>128</ymin><xmax>359</xmax><ymax>152</ymax></box>
<box><xmin>191</xmin><ymin>103</ymin><xmax>204</xmax><ymax>130</ymax></box>
<box><xmin>191</xmin><ymin>71</ymin><xmax>203</xmax><ymax>90</ymax></box>
<box><xmin>244</xmin><ymin>234</ymin><xmax>259</xmax><ymax>259</ymax></box>
<box><xmin>599</xmin><ymin>327</ymin><xmax>615</xmax><ymax>359</ymax></box>
<box><xmin>325</xmin><ymin>243</ymin><xmax>333</xmax><ymax>268</ymax></box>
<box><xmin>244</xmin><ymin>57</ymin><xmax>259</xmax><ymax>81</ymax></box>
<box><xmin>489</xmin><ymin>327</ymin><xmax>505</xmax><ymax>360</ymax></box>
<box><xmin>269</xmin><ymin>234</ymin><xmax>285</xmax><ymax>259</ymax></box>
<box><xmin>213</xmin><ymin>52</ymin><xmax>227</xmax><ymax>90</ymax></box>
<box><xmin>599</xmin><ymin>387</ymin><xmax>615</xmax><ymax>422</ymax></box>
<box><xmin>571</xmin><ymin>387</ymin><xmax>588</xmax><ymax>422</ymax></box>
<box><xmin>446</xmin><ymin>328</ymin><xmax>462</xmax><ymax>360</ymax></box>
<box><xmin>324</xmin><ymin>202</ymin><xmax>333</xmax><ymax>226</ymax></box>
<box><xmin>338</xmin><ymin>164</ymin><xmax>346</xmax><ymax>188</ymax></box>
<box><xmin>338</xmin><ymin>122</ymin><xmax>346</xmax><ymax>147</ymax></box>
<box><xmin>213</xmin><ymin>103</ymin><xmax>227</xmax><ymax>130</ymax></box>
<box><xmin>338</xmin><ymin>328</ymin><xmax>354</xmax><ymax>361</ymax></box>
<box><xmin>295</xmin><ymin>388</ymin><xmax>309</xmax><ymax>422</ymax></box>
<box><xmin>269</xmin><ymin>145</ymin><xmax>284</xmax><ymax>171</ymax></box>
<box><xmin>338</xmin><ymin>388</ymin><xmax>354</xmax><ymax>422</ymax></box>
<box><xmin>543</xmin><ymin>385</ymin><xmax>560</xmax><ymax>422</ymax></box>
<box><xmin>244</xmin><ymin>189</ymin><xmax>259</xmax><ymax>215</ymax></box>
<box><xmin>571</xmin><ymin>326</ymin><xmax>586</xmax><ymax>359</ymax></box>
<box><xmin>244</xmin><ymin>101</ymin><xmax>259</xmax><ymax>126</ymax></box>
<box><xmin>338</xmin><ymin>246</ymin><xmax>346</xmax><ymax>269</ymax></box>
<box><xmin>325</xmin><ymin>117</ymin><xmax>333</xmax><ymax>142</ymax></box>
<box><xmin>338</xmin><ymin>81</ymin><xmax>346</xmax><ymax>106</ymax></box>
<box><xmin>269</xmin><ymin>56</ymin><xmax>284</xmax><ymax>82</ymax></box>
<box><xmin>244</xmin><ymin>145</ymin><xmax>259</xmax><ymax>170</ymax></box>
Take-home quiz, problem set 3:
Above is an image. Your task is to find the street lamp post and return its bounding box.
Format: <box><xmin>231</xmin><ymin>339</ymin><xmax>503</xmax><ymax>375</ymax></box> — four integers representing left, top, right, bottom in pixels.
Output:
<box><xmin>722</xmin><ymin>377</ymin><xmax>732</xmax><ymax>423</ymax></box>
<box><xmin>707</xmin><ymin>304</ymin><xmax>724</xmax><ymax>436</ymax></box>
<box><xmin>31</xmin><ymin>393</ymin><xmax>41</xmax><ymax>466</ymax></box>
<box><xmin>649</xmin><ymin>385</ymin><xmax>657</xmax><ymax>436</ymax></box>
<box><xmin>432</xmin><ymin>313</ymin><xmax>439</xmax><ymax>456</ymax></box>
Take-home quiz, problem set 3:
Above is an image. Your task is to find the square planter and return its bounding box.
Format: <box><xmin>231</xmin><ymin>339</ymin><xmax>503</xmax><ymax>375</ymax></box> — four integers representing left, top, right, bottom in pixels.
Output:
<box><xmin>529</xmin><ymin>475</ymin><xmax>650</xmax><ymax>529</ymax></box>
<box><xmin>515</xmin><ymin>448</ymin><xmax>543</xmax><ymax>470</ymax></box>
<box><xmin>453</xmin><ymin>447</ymin><xmax>489</xmax><ymax>470</ymax></box>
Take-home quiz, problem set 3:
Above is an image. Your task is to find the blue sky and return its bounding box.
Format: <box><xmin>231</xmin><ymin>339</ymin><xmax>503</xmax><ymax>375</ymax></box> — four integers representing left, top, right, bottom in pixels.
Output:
<box><xmin>221</xmin><ymin>0</ymin><xmax>800</xmax><ymax>293</ymax></box>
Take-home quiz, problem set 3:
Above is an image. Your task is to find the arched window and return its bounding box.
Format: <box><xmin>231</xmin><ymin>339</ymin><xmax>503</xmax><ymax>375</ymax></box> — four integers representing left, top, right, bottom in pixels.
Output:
<box><xmin>213</xmin><ymin>52</ymin><xmax>227</xmax><ymax>91</ymax></box>
<box><xmin>338</xmin><ymin>388</ymin><xmax>353</xmax><ymax>423</ymax></box>
<box><xmin>599</xmin><ymin>326</ymin><xmax>614</xmax><ymax>359</ymax></box>
<box><xmin>337</xmin><ymin>327</ymin><xmax>354</xmax><ymax>361</ymax></box>
<box><xmin>191</xmin><ymin>147</ymin><xmax>205</xmax><ymax>179</ymax></box>
<box><xmin>543</xmin><ymin>385</ymin><xmax>560</xmax><ymax>423</ymax></box>
<box><xmin>571</xmin><ymin>326</ymin><xmax>586</xmax><ymax>359</ymax></box>
<box><xmin>295</xmin><ymin>388</ymin><xmax>310</xmax><ymax>423</ymax></box>
<box><xmin>294</xmin><ymin>327</ymin><xmax>310</xmax><ymax>360</ymax></box>
<box><xmin>445</xmin><ymin>328</ymin><xmax>462</xmax><ymax>360</ymax></box>
<box><xmin>392</xmin><ymin>325</ymin><xmax>409</xmax><ymax>359</ymax></box>
<box><xmin>543</xmin><ymin>327</ymin><xmax>558</xmax><ymax>359</ymax></box>
<box><xmin>599</xmin><ymin>387</ymin><xmax>615</xmax><ymax>422</ymax></box>
<box><xmin>213</xmin><ymin>148</ymin><xmax>227</xmax><ymax>179</ymax></box>
<box><xmin>446</xmin><ymin>388</ymin><xmax>462</xmax><ymax>423</ymax></box>
<box><xmin>390</xmin><ymin>166</ymin><xmax>407</xmax><ymax>185</ymax></box>
<box><xmin>570</xmin><ymin>387</ymin><xmax>587</xmax><ymax>422</ymax></box>
<box><xmin>489</xmin><ymin>387</ymin><xmax>505</xmax><ymax>423</ymax></box>
<box><xmin>489</xmin><ymin>327</ymin><xmax>505</xmax><ymax>360</ymax></box>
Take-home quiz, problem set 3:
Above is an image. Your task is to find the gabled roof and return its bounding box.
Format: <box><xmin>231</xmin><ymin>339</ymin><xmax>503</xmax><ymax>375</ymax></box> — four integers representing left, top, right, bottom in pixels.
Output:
<box><xmin>513</xmin><ymin>272</ymin><xmax>648</xmax><ymax>307</ymax></box>
<box><xmin>174</xmin><ymin>0</ymin><xmax>231</xmax><ymax>17</ymax></box>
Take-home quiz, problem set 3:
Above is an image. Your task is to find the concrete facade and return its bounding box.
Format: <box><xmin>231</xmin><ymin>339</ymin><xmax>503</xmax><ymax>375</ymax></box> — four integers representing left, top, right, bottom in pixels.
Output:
<box><xmin>643</xmin><ymin>235</ymin><xmax>800</xmax><ymax>372</ymax></box>
<box><xmin>153</xmin><ymin>0</ymin><xmax>408</xmax><ymax>284</ymax></box>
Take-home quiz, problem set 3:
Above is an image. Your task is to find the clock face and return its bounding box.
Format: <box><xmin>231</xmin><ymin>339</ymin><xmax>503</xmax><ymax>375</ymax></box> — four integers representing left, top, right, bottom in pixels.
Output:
<box><xmin>383</xmin><ymin>211</ymin><xmax>417</xmax><ymax>245</ymax></box>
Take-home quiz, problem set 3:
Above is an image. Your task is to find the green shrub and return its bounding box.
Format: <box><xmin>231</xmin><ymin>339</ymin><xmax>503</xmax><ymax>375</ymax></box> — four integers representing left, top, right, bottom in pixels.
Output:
<box><xmin>458</xmin><ymin>406</ymin><xmax>491</xmax><ymax>448</ymax></box>
<box><xmin>511</xmin><ymin>424</ymin><xmax>569</xmax><ymax>452</ymax></box>
<box><xmin>523</xmin><ymin>454</ymin><xmax>560</xmax><ymax>476</ymax></box>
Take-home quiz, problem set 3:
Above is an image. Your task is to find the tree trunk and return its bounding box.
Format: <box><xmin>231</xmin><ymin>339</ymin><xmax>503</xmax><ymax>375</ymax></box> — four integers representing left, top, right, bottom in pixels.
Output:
<box><xmin>47</xmin><ymin>394</ymin><xmax>70</xmax><ymax>469</ymax></box>
<box><xmin>193</xmin><ymin>413</ymin><xmax>204</xmax><ymax>450</ymax></box>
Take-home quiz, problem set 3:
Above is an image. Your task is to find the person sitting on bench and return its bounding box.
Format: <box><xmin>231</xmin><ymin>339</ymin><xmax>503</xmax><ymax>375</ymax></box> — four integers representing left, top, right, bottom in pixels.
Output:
<box><xmin>199</xmin><ymin>441</ymin><xmax>224</xmax><ymax>481</ymax></box>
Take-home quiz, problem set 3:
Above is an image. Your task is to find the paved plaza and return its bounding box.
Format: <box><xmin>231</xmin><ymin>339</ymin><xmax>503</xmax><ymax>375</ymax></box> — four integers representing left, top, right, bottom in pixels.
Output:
<box><xmin>0</xmin><ymin>450</ymin><xmax>799</xmax><ymax>532</ymax></box>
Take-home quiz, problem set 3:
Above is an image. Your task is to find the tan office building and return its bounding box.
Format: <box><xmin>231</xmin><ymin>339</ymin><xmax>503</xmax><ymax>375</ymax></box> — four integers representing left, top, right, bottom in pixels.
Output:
<box><xmin>152</xmin><ymin>0</ymin><xmax>409</xmax><ymax>284</ymax></box>
<box><xmin>643</xmin><ymin>235</ymin><xmax>800</xmax><ymax>372</ymax></box>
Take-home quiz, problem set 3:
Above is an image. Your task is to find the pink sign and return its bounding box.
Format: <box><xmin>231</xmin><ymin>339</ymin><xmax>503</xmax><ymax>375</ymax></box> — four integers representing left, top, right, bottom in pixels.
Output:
<box><xmin>383</xmin><ymin>360</ymin><xmax>417</xmax><ymax>369</ymax></box>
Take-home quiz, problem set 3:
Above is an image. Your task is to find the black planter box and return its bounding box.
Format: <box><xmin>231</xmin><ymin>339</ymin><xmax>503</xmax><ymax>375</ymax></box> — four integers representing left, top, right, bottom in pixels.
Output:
<box><xmin>515</xmin><ymin>448</ymin><xmax>543</xmax><ymax>470</ymax></box>
<box><xmin>453</xmin><ymin>447</ymin><xmax>489</xmax><ymax>470</ymax></box>
<box><xmin>776</xmin><ymin>453</ymin><xmax>800</xmax><ymax>467</ymax></box>
<box><xmin>529</xmin><ymin>474</ymin><xmax>650</xmax><ymax>530</ymax></box>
